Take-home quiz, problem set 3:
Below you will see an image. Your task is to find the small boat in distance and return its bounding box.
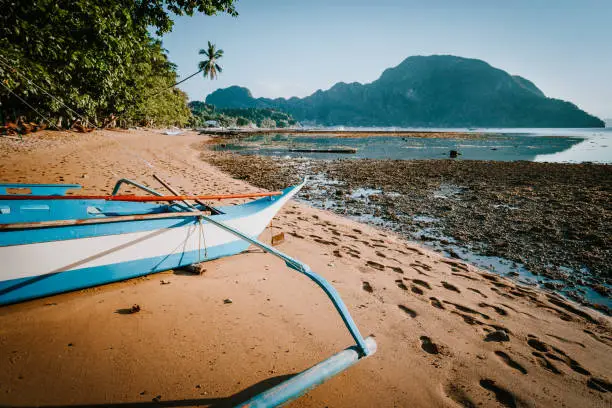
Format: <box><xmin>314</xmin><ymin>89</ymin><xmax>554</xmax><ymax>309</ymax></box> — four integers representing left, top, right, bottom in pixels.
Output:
<box><xmin>0</xmin><ymin>177</ymin><xmax>376</xmax><ymax>406</ymax></box>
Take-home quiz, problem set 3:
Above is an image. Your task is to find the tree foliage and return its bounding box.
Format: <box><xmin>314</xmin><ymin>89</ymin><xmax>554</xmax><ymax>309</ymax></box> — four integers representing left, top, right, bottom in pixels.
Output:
<box><xmin>198</xmin><ymin>41</ymin><xmax>224</xmax><ymax>80</ymax></box>
<box><xmin>0</xmin><ymin>0</ymin><xmax>236</xmax><ymax>128</ymax></box>
<box><xmin>189</xmin><ymin>102</ymin><xmax>297</xmax><ymax>128</ymax></box>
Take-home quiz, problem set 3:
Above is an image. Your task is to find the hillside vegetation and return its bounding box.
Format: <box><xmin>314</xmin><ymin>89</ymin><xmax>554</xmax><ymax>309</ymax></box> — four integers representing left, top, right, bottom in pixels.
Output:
<box><xmin>189</xmin><ymin>102</ymin><xmax>296</xmax><ymax>128</ymax></box>
<box><xmin>206</xmin><ymin>55</ymin><xmax>604</xmax><ymax>128</ymax></box>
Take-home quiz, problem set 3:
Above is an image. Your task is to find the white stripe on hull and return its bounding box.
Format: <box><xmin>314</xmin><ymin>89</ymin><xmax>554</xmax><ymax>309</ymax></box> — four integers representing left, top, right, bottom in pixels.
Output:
<box><xmin>1</xmin><ymin>197</ymin><xmax>286</xmax><ymax>281</ymax></box>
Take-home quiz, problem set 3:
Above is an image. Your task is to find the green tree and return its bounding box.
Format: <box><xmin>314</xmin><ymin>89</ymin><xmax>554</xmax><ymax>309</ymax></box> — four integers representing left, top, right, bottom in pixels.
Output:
<box><xmin>0</xmin><ymin>0</ymin><xmax>237</xmax><ymax>128</ymax></box>
<box><xmin>171</xmin><ymin>42</ymin><xmax>224</xmax><ymax>90</ymax></box>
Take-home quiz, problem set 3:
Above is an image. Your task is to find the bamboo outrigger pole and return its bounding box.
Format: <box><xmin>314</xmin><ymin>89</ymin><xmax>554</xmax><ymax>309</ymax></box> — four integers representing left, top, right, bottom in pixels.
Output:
<box><xmin>0</xmin><ymin>191</ymin><xmax>282</xmax><ymax>202</ymax></box>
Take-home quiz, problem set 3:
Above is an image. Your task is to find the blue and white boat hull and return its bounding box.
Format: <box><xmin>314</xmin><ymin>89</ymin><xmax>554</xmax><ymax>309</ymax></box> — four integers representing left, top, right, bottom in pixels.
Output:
<box><xmin>0</xmin><ymin>183</ymin><xmax>302</xmax><ymax>305</ymax></box>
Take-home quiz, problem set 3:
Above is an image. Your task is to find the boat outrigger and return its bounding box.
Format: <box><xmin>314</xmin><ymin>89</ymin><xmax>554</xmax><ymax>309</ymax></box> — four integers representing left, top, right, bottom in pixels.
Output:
<box><xmin>0</xmin><ymin>178</ymin><xmax>376</xmax><ymax>407</ymax></box>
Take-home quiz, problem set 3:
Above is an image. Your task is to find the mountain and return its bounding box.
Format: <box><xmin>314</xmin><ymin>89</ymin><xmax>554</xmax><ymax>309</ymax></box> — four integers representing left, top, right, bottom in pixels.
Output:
<box><xmin>205</xmin><ymin>55</ymin><xmax>604</xmax><ymax>128</ymax></box>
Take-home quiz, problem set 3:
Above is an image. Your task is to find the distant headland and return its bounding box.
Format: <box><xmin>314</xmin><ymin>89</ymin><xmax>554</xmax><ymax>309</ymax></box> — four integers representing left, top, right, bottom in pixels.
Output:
<box><xmin>204</xmin><ymin>55</ymin><xmax>604</xmax><ymax>128</ymax></box>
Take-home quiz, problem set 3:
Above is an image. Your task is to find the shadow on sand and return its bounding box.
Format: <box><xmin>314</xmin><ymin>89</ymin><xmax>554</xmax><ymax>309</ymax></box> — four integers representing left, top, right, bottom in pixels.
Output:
<box><xmin>0</xmin><ymin>374</ymin><xmax>296</xmax><ymax>408</ymax></box>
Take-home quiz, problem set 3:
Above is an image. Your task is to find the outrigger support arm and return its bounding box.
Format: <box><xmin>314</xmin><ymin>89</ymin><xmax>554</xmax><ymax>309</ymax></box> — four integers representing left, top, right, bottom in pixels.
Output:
<box><xmin>202</xmin><ymin>213</ymin><xmax>376</xmax><ymax>407</ymax></box>
<box><xmin>203</xmin><ymin>213</ymin><xmax>372</xmax><ymax>356</ymax></box>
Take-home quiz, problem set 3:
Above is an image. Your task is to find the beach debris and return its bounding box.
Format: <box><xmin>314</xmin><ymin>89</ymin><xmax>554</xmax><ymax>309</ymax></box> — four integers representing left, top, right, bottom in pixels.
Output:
<box><xmin>179</xmin><ymin>263</ymin><xmax>207</xmax><ymax>275</ymax></box>
<box><xmin>449</xmin><ymin>150</ymin><xmax>460</xmax><ymax>158</ymax></box>
<box><xmin>484</xmin><ymin>330</ymin><xmax>509</xmax><ymax>342</ymax></box>
<box><xmin>131</xmin><ymin>304</ymin><xmax>141</xmax><ymax>313</ymax></box>
<box><xmin>223</xmin><ymin>298</ymin><xmax>233</xmax><ymax>304</ymax></box>
<box><xmin>152</xmin><ymin>395</ymin><xmax>162</xmax><ymax>402</ymax></box>
<box><xmin>271</xmin><ymin>231</ymin><xmax>285</xmax><ymax>246</ymax></box>
<box><xmin>160</xmin><ymin>280</ymin><xmax>171</xmax><ymax>285</ymax></box>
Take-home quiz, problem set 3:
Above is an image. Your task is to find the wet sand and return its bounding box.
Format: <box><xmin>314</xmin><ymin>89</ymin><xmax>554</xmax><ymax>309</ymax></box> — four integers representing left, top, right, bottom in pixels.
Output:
<box><xmin>0</xmin><ymin>129</ymin><xmax>611</xmax><ymax>408</ymax></box>
<box><xmin>204</xmin><ymin>153</ymin><xmax>612</xmax><ymax>314</ymax></box>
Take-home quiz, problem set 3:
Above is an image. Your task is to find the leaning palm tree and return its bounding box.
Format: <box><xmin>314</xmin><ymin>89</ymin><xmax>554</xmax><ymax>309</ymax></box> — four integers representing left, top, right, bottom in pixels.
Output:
<box><xmin>171</xmin><ymin>41</ymin><xmax>224</xmax><ymax>88</ymax></box>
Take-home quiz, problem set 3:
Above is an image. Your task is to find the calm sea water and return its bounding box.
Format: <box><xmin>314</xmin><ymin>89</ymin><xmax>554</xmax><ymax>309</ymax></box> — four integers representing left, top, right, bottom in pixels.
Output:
<box><xmin>214</xmin><ymin>127</ymin><xmax>612</xmax><ymax>163</ymax></box>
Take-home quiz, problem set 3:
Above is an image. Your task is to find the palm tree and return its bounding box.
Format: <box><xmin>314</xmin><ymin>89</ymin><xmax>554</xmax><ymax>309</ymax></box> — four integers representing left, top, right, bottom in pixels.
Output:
<box><xmin>171</xmin><ymin>42</ymin><xmax>224</xmax><ymax>88</ymax></box>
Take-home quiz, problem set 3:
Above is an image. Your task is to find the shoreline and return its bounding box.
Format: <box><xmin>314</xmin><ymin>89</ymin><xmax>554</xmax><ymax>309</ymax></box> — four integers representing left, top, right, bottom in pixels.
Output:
<box><xmin>198</xmin><ymin>128</ymin><xmax>495</xmax><ymax>139</ymax></box>
<box><xmin>1</xmin><ymin>129</ymin><xmax>611</xmax><ymax>407</ymax></box>
<box><xmin>203</xmin><ymin>151</ymin><xmax>612</xmax><ymax>314</ymax></box>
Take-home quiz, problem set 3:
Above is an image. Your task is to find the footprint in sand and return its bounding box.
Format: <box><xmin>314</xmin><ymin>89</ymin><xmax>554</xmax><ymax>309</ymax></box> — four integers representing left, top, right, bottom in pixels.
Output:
<box><xmin>411</xmin><ymin>285</ymin><xmax>424</xmax><ymax>295</ymax></box>
<box><xmin>490</xmin><ymin>287</ymin><xmax>515</xmax><ymax>300</ymax></box>
<box><xmin>545</xmin><ymin>333</ymin><xmax>585</xmax><ymax>348</ymax></box>
<box><xmin>444</xmin><ymin>301</ymin><xmax>490</xmax><ymax>320</ymax></box>
<box><xmin>441</xmin><ymin>281</ymin><xmax>461</xmax><ymax>293</ymax></box>
<box><xmin>478</xmin><ymin>303</ymin><xmax>508</xmax><ymax>316</ymax></box>
<box><xmin>398</xmin><ymin>305</ymin><xmax>417</xmax><ymax>318</ymax></box>
<box><xmin>366</xmin><ymin>260</ymin><xmax>385</xmax><ymax>271</ymax></box>
<box><xmin>419</xmin><ymin>336</ymin><xmax>439</xmax><ymax>354</ymax></box>
<box><xmin>479</xmin><ymin>379</ymin><xmax>517</xmax><ymax>408</ymax></box>
<box><xmin>484</xmin><ymin>330</ymin><xmax>510</xmax><ymax>342</ymax></box>
<box><xmin>387</xmin><ymin>266</ymin><xmax>403</xmax><ymax>274</ymax></box>
<box><xmin>467</xmin><ymin>288</ymin><xmax>488</xmax><ymax>298</ymax></box>
<box><xmin>526</xmin><ymin>337</ymin><xmax>548</xmax><ymax>352</ymax></box>
<box><xmin>587</xmin><ymin>377</ymin><xmax>612</xmax><ymax>393</ymax></box>
<box><xmin>362</xmin><ymin>281</ymin><xmax>374</xmax><ymax>293</ymax></box>
<box><xmin>395</xmin><ymin>280</ymin><xmax>408</xmax><ymax>291</ymax></box>
<box><xmin>494</xmin><ymin>351</ymin><xmax>527</xmax><ymax>374</ymax></box>
<box><xmin>412</xmin><ymin>279</ymin><xmax>431</xmax><ymax>290</ymax></box>
<box><xmin>429</xmin><ymin>297</ymin><xmax>445</xmax><ymax>310</ymax></box>
<box><xmin>545</xmin><ymin>295</ymin><xmax>597</xmax><ymax>324</ymax></box>
<box><xmin>583</xmin><ymin>329</ymin><xmax>611</xmax><ymax>346</ymax></box>
<box><xmin>333</xmin><ymin>249</ymin><xmax>342</xmax><ymax>258</ymax></box>
<box><xmin>532</xmin><ymin>352</ymin><xmax>562</xmax><ymax>375</ymax></box>
<box><xmin>532</xmin><ymin>340</ymin><xmax>591</xmax><ymax>376</ymax></box>
<box><xmin>314</xmin><ymin>238</ymin><xmax>338</xmax><ymax>246</ymax></box>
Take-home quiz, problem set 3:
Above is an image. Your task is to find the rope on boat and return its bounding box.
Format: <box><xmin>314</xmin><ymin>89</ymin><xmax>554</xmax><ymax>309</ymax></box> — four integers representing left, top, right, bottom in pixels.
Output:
<box><xmin>198</xmin><ymin>216</ymin><xmax>208</xmax><ymax>260</ymax></box>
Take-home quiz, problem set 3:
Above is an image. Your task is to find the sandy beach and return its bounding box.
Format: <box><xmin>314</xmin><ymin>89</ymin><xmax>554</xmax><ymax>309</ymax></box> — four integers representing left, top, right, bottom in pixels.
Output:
<box><xmin>1</xmin><ymin>129</ymin><xmax>611</xmax><ymax>408</ymax></box>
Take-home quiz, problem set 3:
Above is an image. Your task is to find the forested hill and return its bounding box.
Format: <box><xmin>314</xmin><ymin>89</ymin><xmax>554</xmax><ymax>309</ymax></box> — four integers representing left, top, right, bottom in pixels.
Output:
<box><xmin>0</xmin><ymin>1</ymin><xmax>237</xmax><ymax>129</ymax></box>
<box><xmin>206</xmin><ymin>55</ymin><xmax>604</xmax><ymax>128</ymax></box>
<box><xmin>189</xmin><ymin>102</ymin><xmax>296</xmax><ymax>128</ymax></box>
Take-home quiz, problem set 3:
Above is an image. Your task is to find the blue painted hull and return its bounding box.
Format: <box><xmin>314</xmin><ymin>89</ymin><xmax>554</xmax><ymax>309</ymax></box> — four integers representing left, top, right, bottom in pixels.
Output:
<box><xmin>0</xmin><ymin>240</ymin><xmax>248</xmax><ymax>305</ymax></box>
<box><xmin>0</xmin><ymin>182</ymin><xmax>303</xmax><ymax>305</ymax></box>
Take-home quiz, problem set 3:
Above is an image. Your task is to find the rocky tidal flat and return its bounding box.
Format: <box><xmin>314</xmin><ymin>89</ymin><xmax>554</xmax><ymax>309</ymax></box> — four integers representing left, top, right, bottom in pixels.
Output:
<box><xmin>203</xmin><ymin>150</ymin><xmax>612</xmax><ymax>314</ymax></box>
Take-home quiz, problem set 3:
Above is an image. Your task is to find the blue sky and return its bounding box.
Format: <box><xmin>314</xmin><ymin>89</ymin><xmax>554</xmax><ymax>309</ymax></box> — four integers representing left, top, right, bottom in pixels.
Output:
<box><xmin>159</xmin><ymin>0</ymin><xmax>612</xmax><ymax>118</ymax></box>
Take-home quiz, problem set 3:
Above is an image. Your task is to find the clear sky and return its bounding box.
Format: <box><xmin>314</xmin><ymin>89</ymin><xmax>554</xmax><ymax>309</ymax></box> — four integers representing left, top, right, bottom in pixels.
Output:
<box><xmin>158</xmin><ymin>0</ymin><xmax>612</xmax><ymax>119</ymax></box>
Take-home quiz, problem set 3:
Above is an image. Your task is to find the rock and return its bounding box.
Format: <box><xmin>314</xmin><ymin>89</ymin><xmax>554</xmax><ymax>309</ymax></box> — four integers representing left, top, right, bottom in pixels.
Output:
<box><xmin>223</xmin><ymin>298</ymin><xmax>233</xmax><ymax>304</ymax></box>
<box><xmin>130</xmin><ymin>304</ymin><xmax>141</xmax><ymax>314</ymax></box>
<box><xmin>449</xmin><ymin>150</ymin><xmax>459</xmax><ymax>158</ymax></box>
<box><xmin>484</xmin><ymin>330</ymin><xmax>509</xmax><ymax>342</ymax></box>
<box><xmin>180</xmin><ymin>263</ymin><xmax>207</xmax><ymax>275</ymax></box>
